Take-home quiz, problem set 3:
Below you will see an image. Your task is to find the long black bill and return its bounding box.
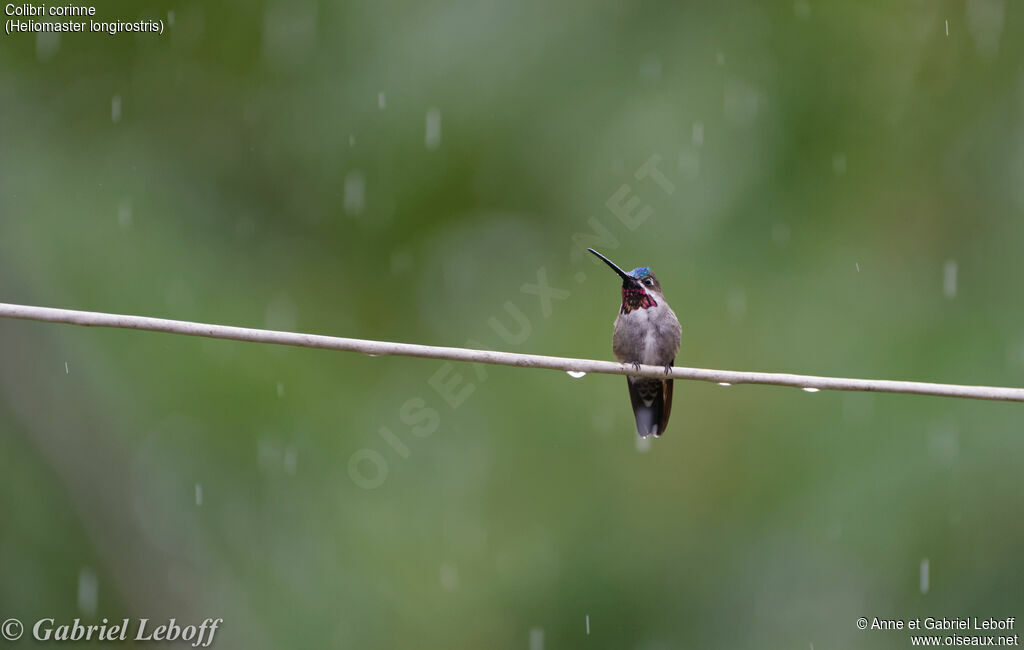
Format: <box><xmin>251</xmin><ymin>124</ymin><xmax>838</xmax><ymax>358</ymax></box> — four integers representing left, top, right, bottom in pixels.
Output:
<box><xmin>588</xmin><ymin>248</ymin><xmax>638</xmax><ymax>286</ymax></box>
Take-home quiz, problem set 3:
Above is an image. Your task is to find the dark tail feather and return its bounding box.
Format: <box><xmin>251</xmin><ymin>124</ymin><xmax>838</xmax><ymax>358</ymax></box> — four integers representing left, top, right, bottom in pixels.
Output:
<box><xmin>627</xmin><ymin>377</ymin><xmax>674</xmax><ymax>438</ymax></box>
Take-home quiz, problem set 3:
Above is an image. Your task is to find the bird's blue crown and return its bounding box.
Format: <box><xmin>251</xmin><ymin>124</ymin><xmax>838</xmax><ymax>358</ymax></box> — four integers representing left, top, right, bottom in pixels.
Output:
<box><xmin>629</xmin><ymin>266</ymin><xmax>652</xmax><ymax>278</ymax></box>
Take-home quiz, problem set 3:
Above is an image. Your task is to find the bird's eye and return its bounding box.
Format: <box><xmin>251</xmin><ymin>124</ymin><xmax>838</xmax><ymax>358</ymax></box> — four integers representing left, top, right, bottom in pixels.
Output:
<box><xmin>644</xmin><ymin>278</ymin><xmax>653</xmax><ymax>286</ymax></box>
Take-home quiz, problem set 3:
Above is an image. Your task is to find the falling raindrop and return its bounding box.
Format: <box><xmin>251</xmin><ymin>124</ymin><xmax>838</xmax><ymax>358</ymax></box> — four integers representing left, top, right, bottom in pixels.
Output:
<box><xmin>348</xmin><ymin>134</ymin><xmax>355</xmax><ymax>146</ymax></box>
<box><xmin>724</xmin><ymin>78</ymin><xmax>760</xmax><ymax>126</ymax></box>
<box><xmin>929</xmin><ymin>423</ymin><xmax>959</xmax><ymax>466</ymax></box>
<box><xmin>111</xmin><ymin>94</ymin><xmax>122</xmax><ymax>123</ymax></box>
<box><xmin>377</xmin><ymin>92</ymin><xmax>386</xmax><ymax>109</ymax></box>
<box><xmin>678</xmin><ymin>149</ymin><xmax>700</xmax><ymax>180</ymax></box>
<box><xmin>261</xmin><ymin>1</ymin><xmax>318</xmax><ymax>69</ymax></box>
<box><xmin>966</xmin><ymin>0</ymin><xmax>1004</xmax><ymax>60</ymax></box>
<box><xmin>194</xmin><ymin>483</ymin><xmax>203</xmax><ymax>506</ymax></box>
<box><xmin>638</xmin><ymin>53</ymin><xmax>662</xmax><ymax>81</ymax></box>
<box><xmin>635</xmin><ymin>436</ymin><xmax>652</xmax><ymax>453</ymax></box>
<box><xmin>802</xmin><ymin>387</ymin><xmax>820</xmax><ymax>393</ymax></box>
<box><xmin>77</xmin><ymin>568</ymin><xmax>98</xmax><ymax>616</ymax></box>
<box><xmin>36</xmin><ymin>31</ymin><xmax>60</xmax><ymax>61</ymax></box>
<box><xmin>284</xmin><ymin>446</ymin><xmax>298</xmax><ymax>474</ymax></box>
<box><xmin>265</xmin><ymin>294</ymin><xmax>297</xmax><ymax>331</ymax></box>
<box><xmin>832</xmin><ymin>153</ymin><xmax>847</xmax><ymax>175</ymax></box>
<box><xmin>943</xmin><ymin>260</ymin><xmax>958</xmax><ymax>298</ymax></box>
<box><xmin>692</xmin><ymin>122</ymin><xmax>704</xmax><ymax>147</ymax></box>
<box><xmin>425</xmin><ymin>108</ymin><xmax>442</xmax><ymax>150</ymax></box>
<box><xmin>772</xmin><ymin>222</ymin><xmax>791</xmax><ymax>245</ymax></box>
<box><xmin>258</xmin><ymin>439</ymin><xmax>282</xmax><ymax>474</ymax></box>
<box><xmin>945</xmin><ymin>19</ymin><xmax>950</xmax><ymax>36</ymax></box>
<box><xmin>118</xmin><ymin>198</ymin><xmax>133</xmax><ymax>229</ymax></box>
<box><xmin>440</xmin><ymin>563</ymin><xmax>459</xmax><ymax>591</ymax></box>
<box><xmin>65</xmin><ymin>362</ymin><xmax>69</xmax><ymax>374</ymax></box>
<box><xmin>343</xmin><ymin>171</ymin><xmax>366</xmax><ymax>215</ymax></box>
<box><xmin>585</xmin><ymin>615</ymin><xmax>590</xmax><ymax>635</ymax></box>
<box><xmin>920</xmin><ymin>558</ymin><xmax>930</xmax><ymax>594</ymax></box>
<box><xmin>566</xmin><ymin>371</ymin><xmax>587</xmax><ymax>379</ymax></box>
<box><xmin>529</xmin><ymin>628</ymin><xmax>544</xmax><ymax>650</ymax></box>
<box><xmin>167</xmin><ymin>10</ymin><xmax>175</xmax><ymax>26</ymax></box>
<box><xmin>855</xmin><ymin>262</ymin><xmax>861</xmax><ymax>272</ymax></box>
<box><xmin>728</xmin><ymin>289</ymin><xmax>748</xmax><ymax>323</ymax></box>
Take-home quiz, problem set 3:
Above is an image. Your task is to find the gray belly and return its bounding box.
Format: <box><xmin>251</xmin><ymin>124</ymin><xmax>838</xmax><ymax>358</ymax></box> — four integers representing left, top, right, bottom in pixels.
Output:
<box><xmin>612</xmin><ymin>305</ymin><xmax>681</xmax><ymax>365</ymax></box>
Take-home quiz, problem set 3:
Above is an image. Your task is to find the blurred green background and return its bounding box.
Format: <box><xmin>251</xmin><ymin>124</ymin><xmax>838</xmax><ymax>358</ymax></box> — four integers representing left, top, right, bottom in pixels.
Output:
<box><xmin>2</xmin><ymin>0</ymin><xmax>1024</xmax><ymax>648</ymax></box>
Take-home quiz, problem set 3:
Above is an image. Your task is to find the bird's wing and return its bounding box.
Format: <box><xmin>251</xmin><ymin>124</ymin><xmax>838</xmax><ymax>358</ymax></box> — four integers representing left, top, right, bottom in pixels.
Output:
<box><xmin>659</xmin><ymin>377</ymin><xmax>674</xmax><ymax>436</ymax></box>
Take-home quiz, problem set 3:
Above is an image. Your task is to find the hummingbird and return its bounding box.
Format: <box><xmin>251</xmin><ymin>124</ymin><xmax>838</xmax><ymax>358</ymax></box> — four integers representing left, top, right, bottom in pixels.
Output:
<box><xmin>589</xmin><ymin>248</ymin><xmax>682</xmax><ymax>438</ymax></box>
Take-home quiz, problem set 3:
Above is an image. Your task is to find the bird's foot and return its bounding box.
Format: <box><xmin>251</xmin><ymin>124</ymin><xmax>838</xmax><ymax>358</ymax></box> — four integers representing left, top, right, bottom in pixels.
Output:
<box><xmin>631</xmin><ymin>362</ymin><xmax>642</xmax><ymax>373</ymax></box>
<box><xmin>663</xmin><ymin>364</ymin><xmax>673</xmax><ymax>377</ymax></box>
